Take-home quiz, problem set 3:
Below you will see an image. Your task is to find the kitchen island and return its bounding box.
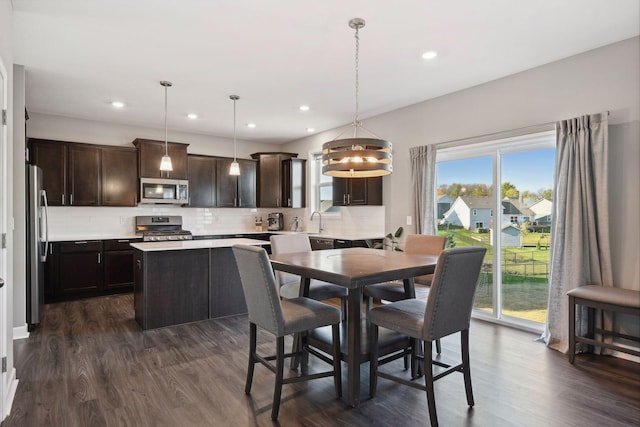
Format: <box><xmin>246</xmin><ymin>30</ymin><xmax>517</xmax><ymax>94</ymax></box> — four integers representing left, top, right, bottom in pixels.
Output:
<box><xmin>131</xmin><ymin>238</ymin><xmax>269</xmax><ymax>330</ymax></box>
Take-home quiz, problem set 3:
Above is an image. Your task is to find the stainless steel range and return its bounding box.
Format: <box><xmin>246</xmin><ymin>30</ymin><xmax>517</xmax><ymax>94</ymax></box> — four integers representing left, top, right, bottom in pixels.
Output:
<box><xmin>135</xmin><ymin>216</ymin><xmax>193</xmax><ymax>241</ymax></box>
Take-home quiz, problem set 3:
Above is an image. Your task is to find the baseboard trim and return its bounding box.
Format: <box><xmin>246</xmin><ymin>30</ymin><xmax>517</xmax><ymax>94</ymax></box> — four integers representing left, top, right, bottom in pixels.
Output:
<box><xmin>12</xmin><ymin>325</ymin><xmax>29</xmax><ymax>341</ymax></box>
<box><xmin>3</xmin><ymin>369</ymin><xmax>18</xmax><ymax>419</ymax></box>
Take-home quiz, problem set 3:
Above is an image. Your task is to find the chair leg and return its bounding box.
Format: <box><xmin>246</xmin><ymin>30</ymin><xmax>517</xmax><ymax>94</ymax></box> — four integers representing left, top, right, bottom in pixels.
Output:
<box><xmin>410</xmin><ymin>338</ymin><xmax>419</xmax><ymax>379</ymax></box>
<box><xmin>423</xmin><ymin>340</ymin><xmax>438</xmax><ymax>427</ymax></box>
<box><xmin>369</xmin><ymin>324</ymin><xmax>380</xmax><ymax>398</ymax></box>
<box><xmin>300</xmin><ymin>332</ymin><xmax>309</xmax><ymax>376</ymax></box>
<box><xmin>568</xmin><ymin>295</ymin><xmax>576</xmax><ymax>364</ymax></box>
<box><xmin>290</xmin><ymin>332</ymin><xmax>301</xmax><ymax>370</ymax></box>
<box><xmin>435</xmin><ymin>338</ymin><xmax>442</xmax><ymax>354</ymax></box>
<box><xmin>245</xmin><ymin>322</ymin><xmax>257</xmax><ymax>394</ymax></box>
<box><xmin>461</xmin><ymin>329</ymin><xmax>474</xmax><ymax>407</ymax></box>
<box><xmin>271</xmin><ymin>336</ymin><xmax>285</xmax><ymax>421</ymax></box>
<box><xmin>331</xmin><ymin>324</ymin><xmax>342</xmax><ymax>398</ymax></box>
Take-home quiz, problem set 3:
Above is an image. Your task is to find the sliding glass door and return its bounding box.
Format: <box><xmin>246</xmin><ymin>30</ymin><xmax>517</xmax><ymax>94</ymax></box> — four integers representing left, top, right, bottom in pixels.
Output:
<box><xmin>436</xmin><ymin>131</ymin><xmax>555</xmax><ymax>330</ymax></box>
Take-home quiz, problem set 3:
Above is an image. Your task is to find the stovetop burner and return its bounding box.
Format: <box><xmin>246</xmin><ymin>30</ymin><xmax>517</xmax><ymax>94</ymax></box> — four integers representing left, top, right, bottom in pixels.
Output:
<box><xmin>136</xmin><ymin>216</ymin><xmax>193</xmax><ymax>241</ymax></box>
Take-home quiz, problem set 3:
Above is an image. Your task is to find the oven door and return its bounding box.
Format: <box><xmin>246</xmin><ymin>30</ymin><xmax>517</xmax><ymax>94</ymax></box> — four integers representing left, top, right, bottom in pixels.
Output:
<box><xmin>139</xmin><ymin>178</ymin><xmax>189</xmax><ymax>204</ymax></box>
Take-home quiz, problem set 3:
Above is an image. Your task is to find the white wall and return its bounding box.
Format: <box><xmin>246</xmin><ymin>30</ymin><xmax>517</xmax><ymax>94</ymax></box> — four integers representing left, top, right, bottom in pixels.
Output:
<box><xmin>0</xmin><ymin>0</ymin><xmax>17</xmax><ymax>419</ymax></box>
<box><xmin>283</xmin><ymin>37</ymin><xmax>640</xmax><ymax>293</ymax></box>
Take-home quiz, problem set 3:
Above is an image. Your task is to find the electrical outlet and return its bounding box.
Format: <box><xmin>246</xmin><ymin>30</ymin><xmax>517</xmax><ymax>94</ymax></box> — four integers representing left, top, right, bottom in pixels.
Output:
<box><xmin>406</xmin><ymin>215</ymin><xmax>412</xmax><ymax>226</ymax></box>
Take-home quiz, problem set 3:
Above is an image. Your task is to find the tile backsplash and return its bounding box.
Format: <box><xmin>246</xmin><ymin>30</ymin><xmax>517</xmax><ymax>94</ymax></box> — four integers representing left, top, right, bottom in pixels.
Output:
<box><xmin>46</xmin><ymin>205</ymin><xmax>385</xmax><ymax>240</ymax></box>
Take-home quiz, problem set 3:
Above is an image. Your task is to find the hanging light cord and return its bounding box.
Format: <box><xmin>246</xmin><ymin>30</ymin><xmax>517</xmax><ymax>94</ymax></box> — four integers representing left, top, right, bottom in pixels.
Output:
<box><xmin>353</xmin><ymin>23</ymin><xmax>361</xmax><ymax>138</ymax></box>
<box><xmin>164</xmin><ymin>84</ymin><xmax>168</xmax><ymax>155</ymax></box>
<box><xmin>233</xmin><ymin>97</ymin><xmax>237</xmax><ymax>161</ymax></box>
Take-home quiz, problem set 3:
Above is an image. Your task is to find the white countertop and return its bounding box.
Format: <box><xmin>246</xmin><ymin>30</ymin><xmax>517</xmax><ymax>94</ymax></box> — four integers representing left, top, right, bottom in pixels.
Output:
<box><xmin>48</xmin><ymin>230</ymin><xmax>383</xmax><ymax>242</ymax></box>
<box><xmin>130</xmin><ymin>238</ymin><xmax>270</xmax><ymax>252</ymax></box>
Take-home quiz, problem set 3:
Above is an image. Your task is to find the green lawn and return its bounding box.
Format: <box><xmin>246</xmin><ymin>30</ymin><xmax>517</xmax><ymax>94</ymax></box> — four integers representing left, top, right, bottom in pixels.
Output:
<box><xmin>438</xmin><ymin>227</ymin><xmax>550</xmax><ymax>323</ymax></box>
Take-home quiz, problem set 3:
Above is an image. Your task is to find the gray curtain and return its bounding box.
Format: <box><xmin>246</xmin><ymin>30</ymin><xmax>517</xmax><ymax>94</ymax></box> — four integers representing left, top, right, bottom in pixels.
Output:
<box><xmin>544</xmin><ymin>112</ymin><xmax>613</xmax><ymax>354</ymax></box>
<box><xmin>410</xmin><ymin>145</ymin><xmax>437</xmax><ymax>235</ymax></box>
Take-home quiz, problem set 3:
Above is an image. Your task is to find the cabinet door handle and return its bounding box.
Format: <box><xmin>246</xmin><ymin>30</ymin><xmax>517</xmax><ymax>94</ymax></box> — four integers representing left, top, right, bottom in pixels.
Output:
<box><xmin>75</xmin><ymin>241</ymin><xmax>88</xmax><ymax>244</ymax></box>
<box><xmin>117</xmin><ymin>239</ymin><xmax>130</xmax><ymax>243</ymax></box>
<box><xmin>348</xmin><ymin>194</ymin><xmax>351</xmax><ymax>205</ymax></box>
<box><xmin>61</xmin><ymin>194</ymin><xmax>65</xmax><ymax>205</ymax></box>
<box><xmin>136</xmin><ymin>259</ymin><xmax>141</xmax><ymax>269</ymax></box>
<box><xmin>97</xmin><ymin>253</ymin><xmax>101</xmax><ymax>264</ymax></box>
<box><xmin>70</xmin><ymin>194</ymin><xmax>74</xmax><ymax>205</ymax></box>
<box><xmin>343</xmin><ymin>195</ymin><xmax>346</xmax><ymax>204</ymax></box>
<box><xmin>288</xmin><ymin>198</ymin><xmax>291</xmax><ymax>207</ymax></box>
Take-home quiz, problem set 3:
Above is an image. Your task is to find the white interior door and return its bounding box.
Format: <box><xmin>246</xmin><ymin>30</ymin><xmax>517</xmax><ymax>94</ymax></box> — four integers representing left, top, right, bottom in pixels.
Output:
<box><xmin>0</xmin><ymin>63</ymin><xmax>6</xmax><ymax>419</ymax></box>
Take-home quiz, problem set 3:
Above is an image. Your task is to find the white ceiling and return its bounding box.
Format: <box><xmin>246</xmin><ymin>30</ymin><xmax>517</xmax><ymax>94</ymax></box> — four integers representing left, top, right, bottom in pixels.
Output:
<box><xmin>12</xmin><ymin>0</ymin><xmax>640</xmax><ymax>144</ymax></box>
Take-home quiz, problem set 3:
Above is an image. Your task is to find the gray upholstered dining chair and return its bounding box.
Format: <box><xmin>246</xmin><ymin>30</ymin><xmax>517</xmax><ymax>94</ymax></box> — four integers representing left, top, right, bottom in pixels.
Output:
<box><xmin>364</xmin><ymin>234</ymin><xmax>446</xmax><ymax>310</ymax></box>
<box><xmin>369</xmin><ymin>246</ymin><xmax>486</xmax><ymax>427</ymax></box>
<box><xmin>232</xmin><ymin>244</ymin><xmax>342</xmax><ymax>421</ymax></box>
<box><xmin>365</xmin><ymin>234</ymin><xmax>446</xmax><ymax>359</ymax></box>
<box><xmin>270</xmin><ymin>234</ymin><xmax>348</xmax><ymax>315</ymax></box>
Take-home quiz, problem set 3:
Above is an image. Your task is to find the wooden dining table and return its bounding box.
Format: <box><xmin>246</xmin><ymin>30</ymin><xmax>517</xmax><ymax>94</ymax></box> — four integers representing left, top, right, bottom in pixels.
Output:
<box><xmin>269</xmin><ymin>247</ymin><xmax>438</xmax><ymax>407</ymax></box>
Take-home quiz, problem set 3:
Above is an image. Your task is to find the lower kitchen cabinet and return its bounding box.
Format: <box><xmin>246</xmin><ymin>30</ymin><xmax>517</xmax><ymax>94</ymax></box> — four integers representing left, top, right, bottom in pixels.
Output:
<box><xmin>104</xmin><ymin>239</ymin><xmax>140</xmax><ymax>291</ymax></box>
<box><xmin>45</xmin><ymin>239</ymin><xmax>140</xmax><ymax>303</ymax></box>
<box><xmin>57</xmin><ymin>241</ymin><xmax>103</xmax><ymax>299</ymax></box>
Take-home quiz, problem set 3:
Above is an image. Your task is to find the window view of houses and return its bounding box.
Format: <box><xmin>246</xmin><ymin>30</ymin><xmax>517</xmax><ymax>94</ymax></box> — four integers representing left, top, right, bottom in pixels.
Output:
<box><xmin>436</xmin><ymin>146</ymin><xmax>555</xmax><ymax>326</ymax></box>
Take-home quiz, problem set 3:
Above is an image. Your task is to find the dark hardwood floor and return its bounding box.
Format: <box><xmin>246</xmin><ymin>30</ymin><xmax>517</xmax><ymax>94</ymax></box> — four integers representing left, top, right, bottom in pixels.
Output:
<box><xmin>4</xmin><ymin>294</ymin><xmax>639</xmax><ymax>426</ymax></box>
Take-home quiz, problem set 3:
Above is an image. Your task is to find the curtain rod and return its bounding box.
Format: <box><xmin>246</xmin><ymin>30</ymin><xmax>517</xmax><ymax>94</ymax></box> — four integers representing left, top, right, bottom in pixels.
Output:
<box><xmin>434</xmin><ymin>111</ymin><xmax>609</xmax><ymax>150</ymax></box>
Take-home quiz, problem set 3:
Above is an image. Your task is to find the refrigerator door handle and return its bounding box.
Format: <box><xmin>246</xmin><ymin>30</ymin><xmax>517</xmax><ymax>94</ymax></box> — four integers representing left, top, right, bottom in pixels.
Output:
<box><xmin>41</xmin><ymin>189</ymin><xmax>50</xmax><ymax>262</ymax></box>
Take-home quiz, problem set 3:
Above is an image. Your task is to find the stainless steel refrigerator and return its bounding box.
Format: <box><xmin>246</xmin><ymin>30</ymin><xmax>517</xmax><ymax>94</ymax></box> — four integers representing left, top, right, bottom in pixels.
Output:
<box><xmin>26</xmin><ymin>164</ymin><xmax>49</xmax><ymax>330</ymax></box>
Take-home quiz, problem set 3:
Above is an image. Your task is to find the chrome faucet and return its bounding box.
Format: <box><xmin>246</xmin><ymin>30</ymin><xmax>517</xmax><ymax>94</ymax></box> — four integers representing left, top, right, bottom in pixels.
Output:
<box><xmin>310</xmin><ymin>211</ymin><xmax>323</xmax><ymax>234</ymax></box>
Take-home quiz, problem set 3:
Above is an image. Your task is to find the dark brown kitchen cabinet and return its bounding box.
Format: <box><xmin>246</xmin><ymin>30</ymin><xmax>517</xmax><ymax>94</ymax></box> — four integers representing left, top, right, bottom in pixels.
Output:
<box><xmin>68</xmin><ymin>144</ymin><xmax>101</xmax><ymax>206</ymax></box>
<box><xmin>29</xmin><ymin>139</ymin><xmax>67</xmax><ymax>206</ymax></box>
<box><xmin>104</xmin><ymin>238</ymin><xmax>140</xmax><ymax>291</ymax></box>
<box><xmin>133</xmin><ymin>138</ymin><xmax>188</xmax><ymax>179</ymax></box>
<box><xmin>101</xmin><ymin>147</ymin><xmax>138</xmax><ymax>206</ymax></box>
<box><xmin>251</xmin><ymin>152</ymin><xmax>302</xmax><ymax>208</ymax></box>
<box><xmin>332</xmin><ymin>176</ymin><xmax>382</xmax><ymax>206</ymax></box>
<box><xmin>29</xmin><ymin>139</ymin><xmax>138</xmax><ymax>207</ymax></box>
<box><xmin>282</xmin><ymin>158</ymin><xmax>306</xmax><ymax>208</ymax></box>
<box><xmin>216</xmin><ymin>158</ymin><xmax>256</xmax><ymax>207</ymax></box>
<box><xmin>44</xmin><ymin>239</ymin><xmax>139</xmax><ymax>303</ymax></box>
<box><xmin>57</xmin><ymin>241</ymin><xmax>103</xmax><ymax>299</ymax></box>
<box><xmin>188</xmin><ymin>155</ymin><xmax>217</xmax><ymax>207</ymax></box>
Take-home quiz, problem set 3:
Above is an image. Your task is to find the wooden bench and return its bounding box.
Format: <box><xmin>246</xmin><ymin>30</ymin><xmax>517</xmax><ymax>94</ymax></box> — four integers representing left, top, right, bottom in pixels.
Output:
<box><xmin>567</xmin><ymin>285</ymin><xmax>640</xmax><ymax>363</ymax></box>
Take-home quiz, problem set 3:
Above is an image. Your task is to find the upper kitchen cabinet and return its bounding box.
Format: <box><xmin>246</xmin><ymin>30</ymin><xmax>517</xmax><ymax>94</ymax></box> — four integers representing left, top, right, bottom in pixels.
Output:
<box><xmin>68</xmin><ymin>144</ymin><xmax>101</xmax><ymax>206</ymax></box>
<box><xmin>101</xmin><ymin>147</ymin><xmax>138</xmax><ymax>206</ymax></box>
<box><xmin>251</xmin><ymin>152</ymin><xmax>305</xmax><ymax>208</ymax></box>
<box><xmin>282</xmin><ymin>158</ymin><xmax>306</xmax><ymax>208</ymax></box>
<box><xmin>29</xmin><ymin>139</ymin><xmax>67</xmax><ymax>206</ymax></box>
<box><xmin>188</xmin><ymin>154</ymin><xmax>217</xmax><ymax>207</ymax></box>
<box><xmin>332</xmin><ymin>176</ymin><xmax>383</xmax><ymax>206</ymax></box>
<box><xmin>29</xmin><ymin>139</ymin><xmax>138</xmax><ymax>207</ymax></box>
<box><xmin>216</xmin><ymin>158</ymin><xmax>257</xmax><ymax>208</ymax></box>
<box><xmin>133</xmin><ymin>138</ymin><xmax>188</xmax><ymax>179</ymax></box>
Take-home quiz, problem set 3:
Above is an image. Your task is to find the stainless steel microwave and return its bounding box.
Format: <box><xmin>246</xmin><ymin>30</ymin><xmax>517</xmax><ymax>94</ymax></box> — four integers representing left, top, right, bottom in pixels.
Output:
<box><xmin>139</xmin><ymin>178</ymin><xmax>189</xmax><ymax>204</ymax></box>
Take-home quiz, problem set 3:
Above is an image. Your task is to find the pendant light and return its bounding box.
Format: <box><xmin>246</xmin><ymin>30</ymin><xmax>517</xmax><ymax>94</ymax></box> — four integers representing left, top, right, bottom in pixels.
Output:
<box><xmin>159</xmin><ymin>80</ymin><xmax>173</xmax><ymax>172</ymax></box>
<box><xmin>322</xmin><ymin>18</ymin><xmax>392</xmax><ymax>178</ymax></box>
<box><xmin>229</xmin><ymin>95</ymin><xmax>241</xmax><ymax>176</ymax></box>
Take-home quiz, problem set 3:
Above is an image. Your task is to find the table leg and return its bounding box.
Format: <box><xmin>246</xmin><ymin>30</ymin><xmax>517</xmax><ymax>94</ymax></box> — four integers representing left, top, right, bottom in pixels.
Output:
<box><xmin>291</xmin><ymin>277</ymin><xmax>312</xmax><ymax>370</ymax></box>
<box><xmin>346</xmin><ymin>288</ymin><xmax>362</xmax><ymax>407</ymax></box>
<box><xmin>403</xmin><ymin>277</ymin><xmax>416</xmax><ymax>298</ymax></box>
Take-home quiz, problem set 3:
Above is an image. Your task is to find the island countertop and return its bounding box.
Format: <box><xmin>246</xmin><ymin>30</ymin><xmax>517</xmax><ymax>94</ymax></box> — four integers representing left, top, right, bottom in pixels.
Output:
<box><xmin>130</xmin><ymin>237</ymin><xmax>269</xmax><ymax>252</ymax></box>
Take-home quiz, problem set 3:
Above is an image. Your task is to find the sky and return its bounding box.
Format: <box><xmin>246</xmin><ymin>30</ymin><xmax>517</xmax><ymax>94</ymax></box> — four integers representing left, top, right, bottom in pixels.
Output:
<box><xmin>437</xmin><ymin>148</ymin><xmax>556</xmax><ymax>193</ymax></box>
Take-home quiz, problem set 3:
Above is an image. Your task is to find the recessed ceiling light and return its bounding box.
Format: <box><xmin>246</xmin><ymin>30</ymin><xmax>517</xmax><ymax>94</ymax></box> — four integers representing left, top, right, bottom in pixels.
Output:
<box><xmin>187</xmin><ymin>113</ymin><xmax>199</xmax><ymax>120</ymax></box>
<box><xmin>299</xmin><ymin>105</ymin><xmax>310</xmax><ymax>112</ymax></box>
<box><xmin>247</xmin><ymin>123</ymin><xmax>256</xmax><ymax>128</ymax></box>
<box><xmin>421</xmin><ymin>51</ymin><xmax>438</xmax><ymax>60</ymax></box>
<box><xmin>111</xmin><ymin>101</ymin><xmax>125</xmax><ymax>108</ymax></box>
<box><xmin>306</xmin><ymin>128</ymin><xmax>315</xmax><ymax>132</ymax></box>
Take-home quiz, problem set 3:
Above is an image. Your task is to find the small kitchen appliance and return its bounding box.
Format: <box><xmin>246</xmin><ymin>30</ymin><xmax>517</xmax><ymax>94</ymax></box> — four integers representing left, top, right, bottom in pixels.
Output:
<box><xmin>135</xmin><ymin>216</ymin><xmax>193</xmax><ymax>241</ymax></box>
<box><xmin>267</xmin><ymin>213</ymin><xmax>284</xmax><ymax>231</ymax></box>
